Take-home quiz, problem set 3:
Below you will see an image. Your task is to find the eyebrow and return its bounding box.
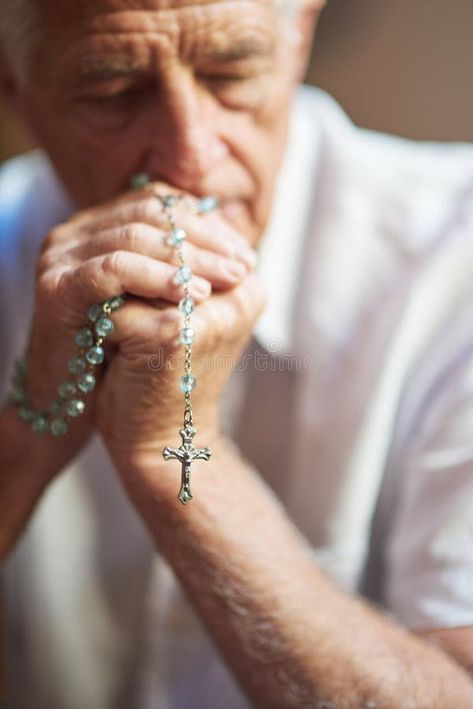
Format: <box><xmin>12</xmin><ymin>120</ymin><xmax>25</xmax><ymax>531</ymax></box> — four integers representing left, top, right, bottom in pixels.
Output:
<box><xmin>197</xmin><ymin>36</ymin><xmax>276</xmax><ymax>63</ymax></box>
<box><xmin>76</xmin><ymin>34</ymin><xmax>274</xmax><ymax>84</ymax></box>
<box><xmin>78</xmin><ymin>57</ymin><xmax>141</xmax><ymax>82</ymax></box>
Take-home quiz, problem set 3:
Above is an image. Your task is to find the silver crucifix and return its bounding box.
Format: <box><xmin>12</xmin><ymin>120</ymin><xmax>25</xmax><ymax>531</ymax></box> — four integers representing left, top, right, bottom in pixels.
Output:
<box><xmin>162</xmin><ymin>424</ymin><xmax>212</xmax><ymax>504</ymax></box>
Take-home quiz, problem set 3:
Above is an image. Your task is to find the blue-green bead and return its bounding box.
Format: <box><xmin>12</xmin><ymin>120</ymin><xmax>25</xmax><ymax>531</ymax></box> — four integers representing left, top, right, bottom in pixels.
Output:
<box><xmin>163</xmin><ymin>195</ymin><xmax>178</xmax><ymax>208</ymax></box>
<box><xmin>18</xmin><ymin>406</ymin><xmax>35</xmax><ymax>422</ymax></box>
<box><xmin>68</xmin><ymin>356</ymin><xmax>86</xmax><ymax>375</ymax></box>
<box><xmin>175</xmin><ymin>265</ymin><xmax>192</xmax><ymax>284</ymax></box>
<box><xmin>51</xmin><ymin>418</ymin><xmax>68</xmax><ymax>436</ymax></box>
<box><xmin>95</xmin><ymin>316</ymin><xmax>114</xmax><ymax>337</ymax></box>
<box><xmin>107</xmin><ymin>295</ymin><xmax>125</xmax><ymax>312</ymax></box>
<box><xmin>178</xmin><ymin>297</ymin><xmax>194</xmax><ymax>316</ymax></box>
<box><xmin>166</xmin><ymin>227</ymin><xmax>186</xmax><ymax>246</ymax></box>
<box><xmin>76</xmin><ymin>328</ymin><xmax>94</xmax><ymax>348</ymax></box>
<box><xmin>130</xmin><ymin>173</ymin><xmax>150</xmax><ymax>190</ymax></box>
<box><xmin>180</xmin><ymin>327</ymin><xmax>195</xmax><ymax>345</ymax></box>
<box><xmin>179</xmin><ymin>374</ymin><xmax>196</xmax><ymax>393</ymax></box>
<box><xmin>31</xmin><ymin>415</ymin><xmax>49</xmax><ymax>434</ymax></box>
<box><xmin>197</xmin><ymin>196</ymin><xmax>219</xmax><ymax>214</ymax></box>
<box><xmin>86</xmin><ymin>346</ymin><xmax>105</xmax><ymax>365</ymax></box>
<box><xmin>87</xmin><ymin>303</ymin><xmax>103</xmax><ymax>323</ymax></box>
<box><xmin>66</xmin><ymin>399</ymin><xmax>85</xmax><ymax>417</ymax></box>
<box><xmin>58</xmin><ymin>380</ymin><xmax>76</xmax><ymax>399</ymax></box>
<box><xmin>77</xmin><ymin>372</ymin><xmax>96</xmax><ymax>393</ymax></box>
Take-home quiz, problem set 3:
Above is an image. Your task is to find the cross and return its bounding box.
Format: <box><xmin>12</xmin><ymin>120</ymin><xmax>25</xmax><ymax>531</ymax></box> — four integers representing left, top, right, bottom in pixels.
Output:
<box><xmin>162</xmin><ymin>424</ymin><xmax>212</xmax><ymax>505</ymax></box>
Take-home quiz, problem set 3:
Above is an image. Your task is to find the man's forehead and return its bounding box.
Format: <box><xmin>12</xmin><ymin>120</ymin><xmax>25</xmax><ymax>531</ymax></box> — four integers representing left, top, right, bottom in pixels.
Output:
<box><xmin>34</xmin><ymin>0</ymin><xmax>280</xmax><ymax>81</ymax></box>
<box><xmin>38</xmin><ymin>0</ymin><xmax>276</xmax><ymax>25</ymax></box>
<box><xmin>35</xmin><ymin>0</ymin><xmax>280</xmax><ymax>76</ymax></box>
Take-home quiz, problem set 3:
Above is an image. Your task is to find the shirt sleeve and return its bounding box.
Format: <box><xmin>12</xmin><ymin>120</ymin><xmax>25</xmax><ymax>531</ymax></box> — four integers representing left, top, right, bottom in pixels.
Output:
<box><xmin>384</xmin><ymin>331</ymin><xmax>473</xmax><ymax>631</ymax></box>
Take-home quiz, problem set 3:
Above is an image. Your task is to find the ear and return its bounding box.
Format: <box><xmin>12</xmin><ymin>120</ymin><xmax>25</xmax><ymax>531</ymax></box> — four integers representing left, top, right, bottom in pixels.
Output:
<box><xmin>291</xmin><ymin>0</ymin><xmax>325</xmax><ymax>82</ymax></box>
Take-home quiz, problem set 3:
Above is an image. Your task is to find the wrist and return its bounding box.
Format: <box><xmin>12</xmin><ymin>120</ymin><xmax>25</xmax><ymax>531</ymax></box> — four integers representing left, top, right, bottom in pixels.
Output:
<box><xmin>0</xmin><ymin>403</ymin><xmax>91</xmax><ymax>486</ymax></box>
<box><xmin>110</xmin><ymin>430</ymin><xmax>238</xmax><ymax>508</ymax></box>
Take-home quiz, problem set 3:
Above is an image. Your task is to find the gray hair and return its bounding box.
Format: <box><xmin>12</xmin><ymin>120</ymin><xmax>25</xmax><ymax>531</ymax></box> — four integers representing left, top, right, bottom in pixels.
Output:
<box><xmin>0</xmin><ymin>0</ymin><xmax>302</xmax><ymax>83</ymax></box>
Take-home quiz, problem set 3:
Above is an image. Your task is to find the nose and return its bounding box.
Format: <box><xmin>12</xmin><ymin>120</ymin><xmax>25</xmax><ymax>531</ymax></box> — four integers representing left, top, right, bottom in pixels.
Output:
<box><xmin>143</xmin><ymin>68</ymin><xmax>229</xmax><ymax>190</ymax></box>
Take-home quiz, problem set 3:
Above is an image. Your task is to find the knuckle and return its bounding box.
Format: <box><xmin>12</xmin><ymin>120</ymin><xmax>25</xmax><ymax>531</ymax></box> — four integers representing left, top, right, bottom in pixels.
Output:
<box><xmin>35</xmin><ymin>249</ymin><xmax>55</xmax><ymax>277</ymax></box>
<box><xmin>231</xmin><ymin>283</ymin><xmax>250</xmax><ymax>318</ymax></box>
<box><xmin>42</xmin><ymin>226</ymin><xmax>62</xmax><ymax>250</ymax></box>
<box><xmin>36</xmin><ymin>266</ymin><xmax>66</xmax><ymax>303</ymax></box>
<box><xmin>101</xmin><ymin>250</ymin><xmax>126</xmax><ymax>277</ymax></box>
<box><xmin>118</xmin><ymin>223</ymin><xmax>142</xmax><ymax>250</ymax></box>
<box><xmin>138</xmin><ymin>197</ymin><xmax>162</xmax><ymax>224</ymax></box>
<box><xmin>158</xmin><ymin>309</ymin><xmax>182</xmax><ymax>349</ymax></box>
<box><xmin>78</xmin><ymin>259</ymin><xmax>101</xmax><ymax>294</ymax></box>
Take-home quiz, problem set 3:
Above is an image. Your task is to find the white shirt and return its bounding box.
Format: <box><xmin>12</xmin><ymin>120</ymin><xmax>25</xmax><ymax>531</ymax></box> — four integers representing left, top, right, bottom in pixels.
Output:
<box><xmin>1</xmin><ymin>85</ymin><xmax>473</xmax><ymax>709</ymax></box>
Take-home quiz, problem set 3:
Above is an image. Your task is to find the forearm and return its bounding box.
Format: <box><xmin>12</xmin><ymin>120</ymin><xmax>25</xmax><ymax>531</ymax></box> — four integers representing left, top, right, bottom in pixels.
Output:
<box><xmin>0</xmin><ymin>405</ymin><xmax>84</xmax><ymax>558</ymax></box>
<box><xmin>127</xmin><ymin>441</ymin><xmax>473</xmax><ymax>708</ymax></box>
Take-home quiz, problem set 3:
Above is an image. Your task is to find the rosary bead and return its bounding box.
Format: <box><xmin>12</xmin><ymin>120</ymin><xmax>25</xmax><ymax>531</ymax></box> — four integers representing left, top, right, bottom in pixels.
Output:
<box><xmin>51</xmin><ymin>418</ymin><xmax>68</xmax><ymax>436</ymax></box>
<box><xmin>180</xmin><ymin>327</ymin><xmax>195</xmax><ymax>345</ymax></box>
<box><xmin>163</xmin><ymin>195</ymin><xmax>178</xmax><ymax>208</ymax></box>
<box><xmin>66</xmin><ymin>399</ymin><xmax>85</xmax><ymax>417</ymax></box>
<box><xmin>178</xmin><ymin>297</ymin><xmax>194</xmax><ymax>315</ymax></box>
<box><xmin>179</xmin><ymin>374</ymin><xmax>196</xmax><ymax>393</ymax></box>
<box><xmin>95</xmin><ymin>316</ymin><xmax>114</xmax><ymax>337</ymax></box>
<box><xmin>18</xmin><ymin>406</ymin><xmax>35</xmax><ymax>422</ymax></box>
<box><xmin>130</xmin><ymin>173</ymin><xmax>150</xmax><ymax>190</ymax></box>
<box><xmin>58</xmin><ymin>380</ymin><xmax>76</xmax><ymax>399</ymax></box>
<box><xmin>107</xmin><ymin>295</ymin><xmax>125</xmax><ymax>312</ymax></box>
<box><xmin>31</xmin><ymin>414</ymin><xmax>49</xmax><ymax>434</ymax></box>
<box><xmin>197</xmin><ymin>196</ymin><xmax>219</xmax><ymax>214</ymax></box>
<box><xmin>166</xmin><ymin>227</ymin><xmax>186</xmax><ymax>246</ymax></box>
<box><xmin>87</xmin><ymin>303</ymin><xmax>103</xmax><ymax>323</ymax></box>
<box><xmin>86</xmin><ymin>346</ymin><xmax>105</xmax><ymax>365</ymax></box>
<box><xmin>175</xmin><ymin>265</ymin><xmax>192</xmax><ymax>284</ymax></box>
<box><xmin>77</xmin><ymin>373</ymin><xmax>96</xmax><ymax>393</ymax></box>
<box><xmin>76</xmin><ymin>328</ymin><xmax>94</xmax><ymax>348</ymax></box>
<box><xmin>68</xmin><ymin>356</ymin><xmax>86</xmax><ymax>375</ymax></box>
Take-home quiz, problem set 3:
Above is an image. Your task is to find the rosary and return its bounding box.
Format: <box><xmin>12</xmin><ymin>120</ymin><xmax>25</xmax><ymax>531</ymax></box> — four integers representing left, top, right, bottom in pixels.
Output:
<box><xmin>9</xmin><ymin>174</ymin><xmax>217</xmax><ymax>505</ymax></box>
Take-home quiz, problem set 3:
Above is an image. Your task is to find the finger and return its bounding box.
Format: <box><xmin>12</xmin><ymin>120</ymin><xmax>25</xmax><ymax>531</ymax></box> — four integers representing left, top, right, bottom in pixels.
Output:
<box><xmin>106</xmin><ymin>270</ymin><xmax>266</xmax><ymax>355</ymax></box>
<box><xmin>81</xmin><ymin>195</ymin><xmax>257</xmax><ymax>269</ymax></box>
<box><xmin>69</xmin><ymin>223</ymin><xmax>252</xmax><ymax>290</ymax></box>
<box><xmin>105</xmin><ymin>298</ymin><xmax>184</xmax><ymax>355</ymax></box>
<box><xmin>56</xmin><ymin>251</ymin><xmax>212</xmax><ymax>309</ymax></box>
<box><xmin>192</xmin><ymin>271</ymin><xmax>267</xmax><ymax>349</ymax></box>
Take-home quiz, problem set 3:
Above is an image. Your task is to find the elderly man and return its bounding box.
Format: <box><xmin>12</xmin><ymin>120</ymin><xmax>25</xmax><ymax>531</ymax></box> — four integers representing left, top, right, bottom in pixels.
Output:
<box><xmin>0</xmin><ymin>0</ymin><xmax>472</xmax><ymax>706</ymax></box>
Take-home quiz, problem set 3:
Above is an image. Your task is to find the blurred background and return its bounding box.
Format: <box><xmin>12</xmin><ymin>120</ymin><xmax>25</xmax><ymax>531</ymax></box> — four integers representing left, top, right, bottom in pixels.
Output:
<box><xmin>0</xmin><ymin>0</ymin><xmax>472</xmax><ymax>163</ymax></box>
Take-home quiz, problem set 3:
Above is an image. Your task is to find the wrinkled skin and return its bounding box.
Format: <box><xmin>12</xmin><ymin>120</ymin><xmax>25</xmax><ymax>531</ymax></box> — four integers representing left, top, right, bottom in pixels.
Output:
<box><xmin>1</xmin><ymin>0</ymin><xmax>323</xmax><ymax>481</ymax></box>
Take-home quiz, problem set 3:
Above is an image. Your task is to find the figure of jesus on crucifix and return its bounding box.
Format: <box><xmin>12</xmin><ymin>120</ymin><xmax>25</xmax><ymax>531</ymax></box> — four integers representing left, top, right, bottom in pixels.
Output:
<box><xmin>162</xmin><ymin>424</ymin><xmax>212</xmax><ymax>504</ymax></box>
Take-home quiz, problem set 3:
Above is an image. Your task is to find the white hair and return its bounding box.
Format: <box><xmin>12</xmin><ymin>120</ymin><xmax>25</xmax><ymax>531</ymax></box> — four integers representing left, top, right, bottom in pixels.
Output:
<box><xmin>0</xmin><ymin>0</ymin><xmax>302</xmax><ymax>82</ymax></box>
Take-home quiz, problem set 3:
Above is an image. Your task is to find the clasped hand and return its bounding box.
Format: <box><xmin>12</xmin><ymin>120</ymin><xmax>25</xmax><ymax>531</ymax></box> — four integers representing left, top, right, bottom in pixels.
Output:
<box><xmin>27</xmin><ymin>183</ymin><xmax>264</xmax><ymax>496</ymax></box>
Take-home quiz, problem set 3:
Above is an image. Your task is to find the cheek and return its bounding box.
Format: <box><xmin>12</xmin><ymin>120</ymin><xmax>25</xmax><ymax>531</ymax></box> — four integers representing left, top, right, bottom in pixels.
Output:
<box><xmin>227</xmin><ymin>86</ymin><xmax>292</xmax><ymax>238</ymax></box>
<box><xmin>22</xmin><ymin>92</ymin><xmax>149</xmax><ymax>205</ymax></box>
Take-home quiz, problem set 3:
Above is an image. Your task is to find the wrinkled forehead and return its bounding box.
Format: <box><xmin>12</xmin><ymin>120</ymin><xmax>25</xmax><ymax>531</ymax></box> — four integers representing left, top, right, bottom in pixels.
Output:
<box><xmin>36</xmin><ymin>0</ymin><xmax>279</xmax><ymax>27</ymax></box>
<box><xmin>28</xmin><ymin>0</ymin><xmax>285</xmax><ymax>80</ymax></box>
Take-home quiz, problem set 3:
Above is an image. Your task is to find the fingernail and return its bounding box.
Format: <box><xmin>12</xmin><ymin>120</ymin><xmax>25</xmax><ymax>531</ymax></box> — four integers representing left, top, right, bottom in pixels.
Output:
<box><xmin>223</xmin><ymin>260</ymin><xmax>248</xmax><ymax>281</ymax></box>
<box><xmin>190</xmin><ymin>278</ymin><xmax>211</xmax><ymax>298</ymax></box>
<box><xmin>233</xmin><ymin>243</ymin><xmax>258</xmax><ymax>269</ymax></box>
